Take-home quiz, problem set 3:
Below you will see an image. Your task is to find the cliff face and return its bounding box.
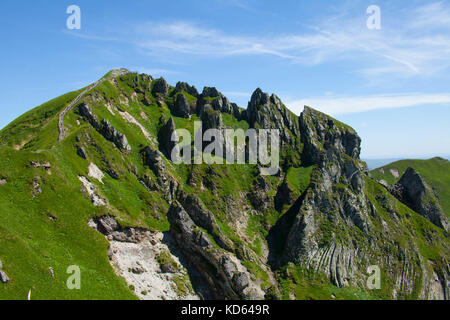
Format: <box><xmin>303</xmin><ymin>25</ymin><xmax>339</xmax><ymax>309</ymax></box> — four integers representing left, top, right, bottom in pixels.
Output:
<box><xmin>0</xmin><ymin>69</ymin><xmax>448</xmax><ymax>300</ymax></box>
<box><xmin>389</xmin><ymin>167</ymin><xmax>449</xmax><ymax>232</ymax></box>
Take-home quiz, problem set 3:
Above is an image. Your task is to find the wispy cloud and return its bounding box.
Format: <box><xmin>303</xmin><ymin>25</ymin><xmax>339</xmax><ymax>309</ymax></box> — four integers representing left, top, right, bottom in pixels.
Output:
<box><xmin>128</xmin><ymin>2</ymin><xmax>450</xmax><ymax>79</ymax></box>
<box><xmin>63</xmin><ymin>2</ymin><xmax>450</xmax><ymax>80</ymax></box>
<box><xmin>285</xmin><ymin>93</ymin><xmax>450</xmax><ymax>116</ymax></box>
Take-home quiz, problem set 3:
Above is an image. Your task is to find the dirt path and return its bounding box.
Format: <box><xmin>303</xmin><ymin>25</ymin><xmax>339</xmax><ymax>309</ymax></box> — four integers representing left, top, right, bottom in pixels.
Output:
<box><xmin>58</xmin><ymin>69</ymin><xmax>130</xmax><ymax>142</ymax></box>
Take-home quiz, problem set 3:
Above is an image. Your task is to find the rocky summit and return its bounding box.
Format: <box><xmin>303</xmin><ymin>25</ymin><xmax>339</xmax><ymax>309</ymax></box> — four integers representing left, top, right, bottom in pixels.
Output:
<box><xmin>0</xmin><ymin>69</ymin><xmax>448</xmax><ymax>300</ymax></box>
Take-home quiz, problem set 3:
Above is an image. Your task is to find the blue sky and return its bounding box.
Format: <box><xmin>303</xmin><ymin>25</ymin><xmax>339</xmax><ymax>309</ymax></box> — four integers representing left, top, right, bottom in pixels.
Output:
<box><xmin>1</xmin><ymin>0</ymin><xmax>449</xmax><ymax>159</ymax></box>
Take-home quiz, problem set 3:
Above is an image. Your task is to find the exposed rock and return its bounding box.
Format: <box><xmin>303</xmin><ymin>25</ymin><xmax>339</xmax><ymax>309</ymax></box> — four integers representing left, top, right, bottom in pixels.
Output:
<box><xmin>90</xmin><ymin>216</ymin><xmax>121</xmax><ymax>235</ymax></box>
<box><xmin>88</xmin><ymin>163</ymin><xmax>105</xmax><ymax>183</ymax></box>
<box><xmin>78</xmin><ymin>104</ymin><xmax>131</xmax><ymax>152</ymax></box>
<box><xmin>175</xmin><ymin>82</ymin><xmax>199</xmax><ymax>97</ymax></box>
<box><xmin>232</xmin><ymin>272</ymin><xmax>250</xmax><ymax>291</ymax></box>
<box><xmin>174</xmin><ymin>93</ymin><xmax>191</xmax><ymax>118</ymax></box>
<box><xmin>100</xmin><ymin>119</ymin><xmax>131</xmax><ymax>152</ymax></box>
<box><xmin>167</xmin><ymin>203</ymin><xmax>265</xmax><ymax>300</ymax></box>
<box><xmin>31</xmin><ymin>177</ymin><xmax>42</xmax><ymax>198</ymax></box>
<box><xmin>152</xmin><ymin>78</ymin><xmax>169</xmax><ymax>97</ymax></box>
<box><xmin>202</xmin><ymin>87</ymin><xmax>220</xmax><ymax>98</ymax></box>
<box><xmin>142</xmin><ymin>146</ymin><xmax>179</xmax><ymax>201</ymax></box>
<box><xmin>76</xmin><ymin>145</ymin><xmax>87</xmax><ymax>159</ymax></box>
<box><xmin>390</xmin><ymin>167</ymin><xmax>449</xmax><ymax>231</ymax></box>
<box><xmin>30</xmin><ymin>161</ymin><xmax>51</xmax><ymax>170</ymax></box>
<box><xmin>0</xmin><ymin>270</ymin><xmax>9</xmax><ymax>284</ymax></box>
<box><xmin>78</xmin><ymin>176</ymin><xmax>107</xmax><ymax>206</ymax></box>
<box><xmin>89</xmin><ymin>216</ymin><xmax>200</xmax><ymax>300</ymax></box>
<box><xmin>178</xmin><ymin>190</ymin><xmax>234</xmax><ymax>251</ymax></box>
<box><xmin>200</xmin><ymin>105</ymin><xmax>224</xmax><ymax>131</ymax></box>
<box><xmin>158</xmin><ymin>117</ymin><xmax>180</xmax><ymax>159</ymax></box>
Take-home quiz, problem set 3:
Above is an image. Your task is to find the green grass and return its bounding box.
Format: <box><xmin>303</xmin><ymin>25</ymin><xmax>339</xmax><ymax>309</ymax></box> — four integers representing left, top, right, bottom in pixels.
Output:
<box><xmin>370</xmin><ymin>157</ymin><xmax>450</xmax><ymax>217</ymax></box>
<box><xmin>0</xmin><ymin>147</ymin><xmax>136</xmax><ymax>300</ymax></box>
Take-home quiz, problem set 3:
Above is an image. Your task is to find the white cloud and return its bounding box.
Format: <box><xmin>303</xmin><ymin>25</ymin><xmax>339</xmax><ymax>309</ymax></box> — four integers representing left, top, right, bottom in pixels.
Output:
<box><xmin>127</xmin><ymin>2</ymin><xmax>450</xmax><ymax>79</ymax></box>
<box><xmin>285</xmin><ymin>93</ymin><xmax>450</xmax><ymax>116</ymax></box>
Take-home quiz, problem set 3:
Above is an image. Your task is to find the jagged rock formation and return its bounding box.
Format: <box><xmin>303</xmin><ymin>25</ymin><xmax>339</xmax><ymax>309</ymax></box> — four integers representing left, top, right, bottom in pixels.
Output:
<box><xmin>389</xmin><ymin>167</ymin><xmax>449</xmax><ymax>232</ymax></box>
<box><xmin>0</xmin><ymin>69</ymin><xmax>448</xmax><ymax>300</ymax></box>
<box><xmin>79</xmin><ymin>103</ymin><xmax>131</xmax><ymax>152</ymax></box>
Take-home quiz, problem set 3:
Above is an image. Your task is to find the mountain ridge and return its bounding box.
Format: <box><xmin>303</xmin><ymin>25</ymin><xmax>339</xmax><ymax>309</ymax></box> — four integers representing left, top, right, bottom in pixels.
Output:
<box><xmin>0</xmin><ymin>69</ymin><xmax>448</xmax><ymax>300</ymax></box>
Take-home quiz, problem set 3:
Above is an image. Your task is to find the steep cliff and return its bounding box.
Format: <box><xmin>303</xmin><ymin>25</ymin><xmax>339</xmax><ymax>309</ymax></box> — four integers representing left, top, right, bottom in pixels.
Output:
<box><xmin>0</xmin><ymin>69</ymin><xmax>448</xmax><ymax>300</ymax></box>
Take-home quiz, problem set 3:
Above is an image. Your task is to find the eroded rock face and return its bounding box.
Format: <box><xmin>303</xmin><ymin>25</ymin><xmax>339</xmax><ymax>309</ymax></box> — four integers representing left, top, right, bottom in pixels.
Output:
<box><xmin>174</xmin><ymin>93</ymin><xmax>191</xmax><ymax>118</ymax></box>
<box><xmin>152</xmin><ymin>78</ymin><xmax>169</xmax><ymax>97</ymax></box>
<box><xmin>142</xmin><ymin>146</ymin><xmax>179</xmax><ymax>202</ymax></box>
<box><xmin>78</xmin><ymin>104</ymin><xmax>131</xmax><ymax>152</ymax></box>
<box><xmin>174</xmin><ymin>82</ymin><xmax>199</xmax><ymax>98</ymax></box>
<box><xmin>0</xmin><ymin>270</ymin><xmax>9</xmax><ymax>284</ymax></box>
<box><xmin>88</xmin><ymin>216</ymin><xmax>201</xmax><ymax>300</ymax></box>
<box><xmin>167</xmin><ymin>203</ymin><xmax>265</xmax><ymax>300</ymax></box>
<box><xmin>271</xmin><ymin>106</ymin><xmax>449</xmax><ymax>297</ymax></box>
<box><xmin>390</xmin><ymin>167</ymin><xmax>449</xmax><ymax>232</ymax></box>
<box><xmin>158</xmin><ymin>117</ymin><xmax>179</xmax><ymax>159</ymax></box>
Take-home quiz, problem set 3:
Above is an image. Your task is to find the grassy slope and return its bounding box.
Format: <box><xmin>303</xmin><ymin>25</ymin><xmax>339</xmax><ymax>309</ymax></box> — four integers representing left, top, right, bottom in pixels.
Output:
<box><xmin>0</xmin><ymin>71</ymin><xmax>448</xmax><ymax>300</ymax></box>
<box><xmin>370</xmin><ymin>157</ymin><xmax>450</xmax><ymax>217</ymax></box>
<box><xmin>0</xmin><ymin>147</ymin><xmax>136</xmax><ymax>299</ymax></box>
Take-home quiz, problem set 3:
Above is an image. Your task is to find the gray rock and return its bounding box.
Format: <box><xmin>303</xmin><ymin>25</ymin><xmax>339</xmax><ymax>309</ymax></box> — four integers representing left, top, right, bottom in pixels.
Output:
<box><xmin>158</xmin><ymin>117</ymin><xmax>180</xmax><ymax>160</ymax></box>
<box><xmin>390</xmin><ymin>167</ymin><xmax>449</xmax><ymax>231</ymax></box>
<box><xmin>152</xmin><ymin>78</ymin><xmax>169</xmax><ymax>96</ymax></box>
<box><xmin>220</xmin><ymin>256</ymin><xmax>237</xmax><ymax>278</ymax></box>
<box><xmin>76</xmin><ymin>145</ymin><xmax>87</xmax><ymax>159</ymax></box>
<box><xmin>202</xmin><ymin>87</ymin><xmax>220</xmax><ymax>98</ymax></box>
<box><xmin>96</xmin><ymin>215</ymin><xmax>121</xmax><ymax>235</ymax></box>
<box><xmin>79</xmin><ymin>104</ymin><xmax>131</xmax><ymax>152</ymax></box>
<box><xmin>100</xmin><ymin>120</ymin><xmax>131</xmax><ymax>152</ymax></box>
<box><xmin>174</xmin><ymin>93</ymin><xmax>191</xmax><ymax>118</ymax></box>
<box><xmin>232</xmin><ymin>272</ymin><xmax>249</xmax><ymax>291</ymax></box>
<box><xmin>175</xmin><ymin>82</ymin><xmax>199</xmax><ymax>97</ymax></box>
<box><xmin>0</xmin><ymin>270</ymin><xmax>10</xmax><ymax>284</ymax></box>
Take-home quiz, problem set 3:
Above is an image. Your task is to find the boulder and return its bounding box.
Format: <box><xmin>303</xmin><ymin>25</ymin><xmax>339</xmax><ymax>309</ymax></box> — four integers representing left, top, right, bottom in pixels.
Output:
<box><xmin>174</xmin><ymin>93</ymin><xmax>191</xmax><ymax>118</ymax></box>
<box><xmin>152</xmin><ymin>78</ymin><xmax>169</xmax><ymax>97</ymax></box>
<box><xmin>0</xmin><ymin>270</ymin><xmax>9</xmax><ymax>284</ymax></box>
<box><xmin>390</xmin><ymin>167</ymin><xmax>449</xmax><ymax>231</ymax></box>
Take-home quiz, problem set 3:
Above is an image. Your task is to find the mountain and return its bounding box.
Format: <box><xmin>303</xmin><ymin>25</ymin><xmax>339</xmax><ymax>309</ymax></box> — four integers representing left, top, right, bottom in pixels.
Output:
<box><xmin>370</xmin><ymin>158</ymin><xmax>450</xmax><ymax>231</ymax></box>
<box><xmin>0</xmin><ymin>69</ymin><xmax>448</xmax><ymax>300</ymax></box>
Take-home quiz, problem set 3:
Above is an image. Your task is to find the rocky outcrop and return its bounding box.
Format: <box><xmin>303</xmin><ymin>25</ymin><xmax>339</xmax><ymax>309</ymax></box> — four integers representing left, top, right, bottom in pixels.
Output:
<box><xmin>268</xmin><ymin>106</ymin><xmax>449</xmax><ymax>299</ymax></box>
<box><xmin>158</xmin><ymin>117</ymin><xmax>180</xmax><ymax>160</ymax></box>
<box><xmin>152</xmin><ymin>78</ymin><xmax>169</xmax><ymax>97</ymax></box>
<box><xmin>389</xmin><ymin>167</ymin><xmax>449</xmax><ymax>231</ymax></box>
<box><xmin>0</xmin><ymin>260</ymin><xmax>9</xmax><ymax>284</ymax></box>
<box><xmin>0</xmin><ymin>271</ymin><xmax>9</xmax><ymax>284</ymax></box>
<box><xmin>178</xmin><ymin>191</ymin><xmax>234</xmax><ymax>251</ymax></box>
<box><xmin>174</xmin><ymin>82</ymin><xmax>199</xmax><ymax>98</ymax></box>
<box><xmin>78</xmin><ymin>104</ymin><xmax>131</xmax><ymax>152</ymax></box>
<box><xmin>99</xmin><ymin>120</ymin><xmax>131</xmax><ymax>152</ymax></box>
<box><xmin>167</xmin><ymin>203</ymin><xmax>265</xmax><ymax>299</ymax></box>
<box><xmin>142</xmin><ymin>147</ymin><xmax>178</xmax><ymax>201</ymax></box>
<box><xmin>88</xmin><ymin>216</ymin><xmax>201</xmax><ymax>300</ymax></box>
<box><xmin>174</xmin><ymin>93</ymin><xmax>191</xmax><ymax>118</ymax></box>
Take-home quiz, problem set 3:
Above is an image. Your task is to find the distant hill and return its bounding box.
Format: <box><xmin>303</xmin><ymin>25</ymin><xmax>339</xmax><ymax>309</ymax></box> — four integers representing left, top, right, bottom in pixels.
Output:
<box><xmin>365</xmin><ymin>156</ymin><xmax>450</xmax><ymax>170</ymax></box>
<box><xmin>370</xmin><ymin>157</ymin><xmax>450</xmax><ymax>218</ymax></box>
